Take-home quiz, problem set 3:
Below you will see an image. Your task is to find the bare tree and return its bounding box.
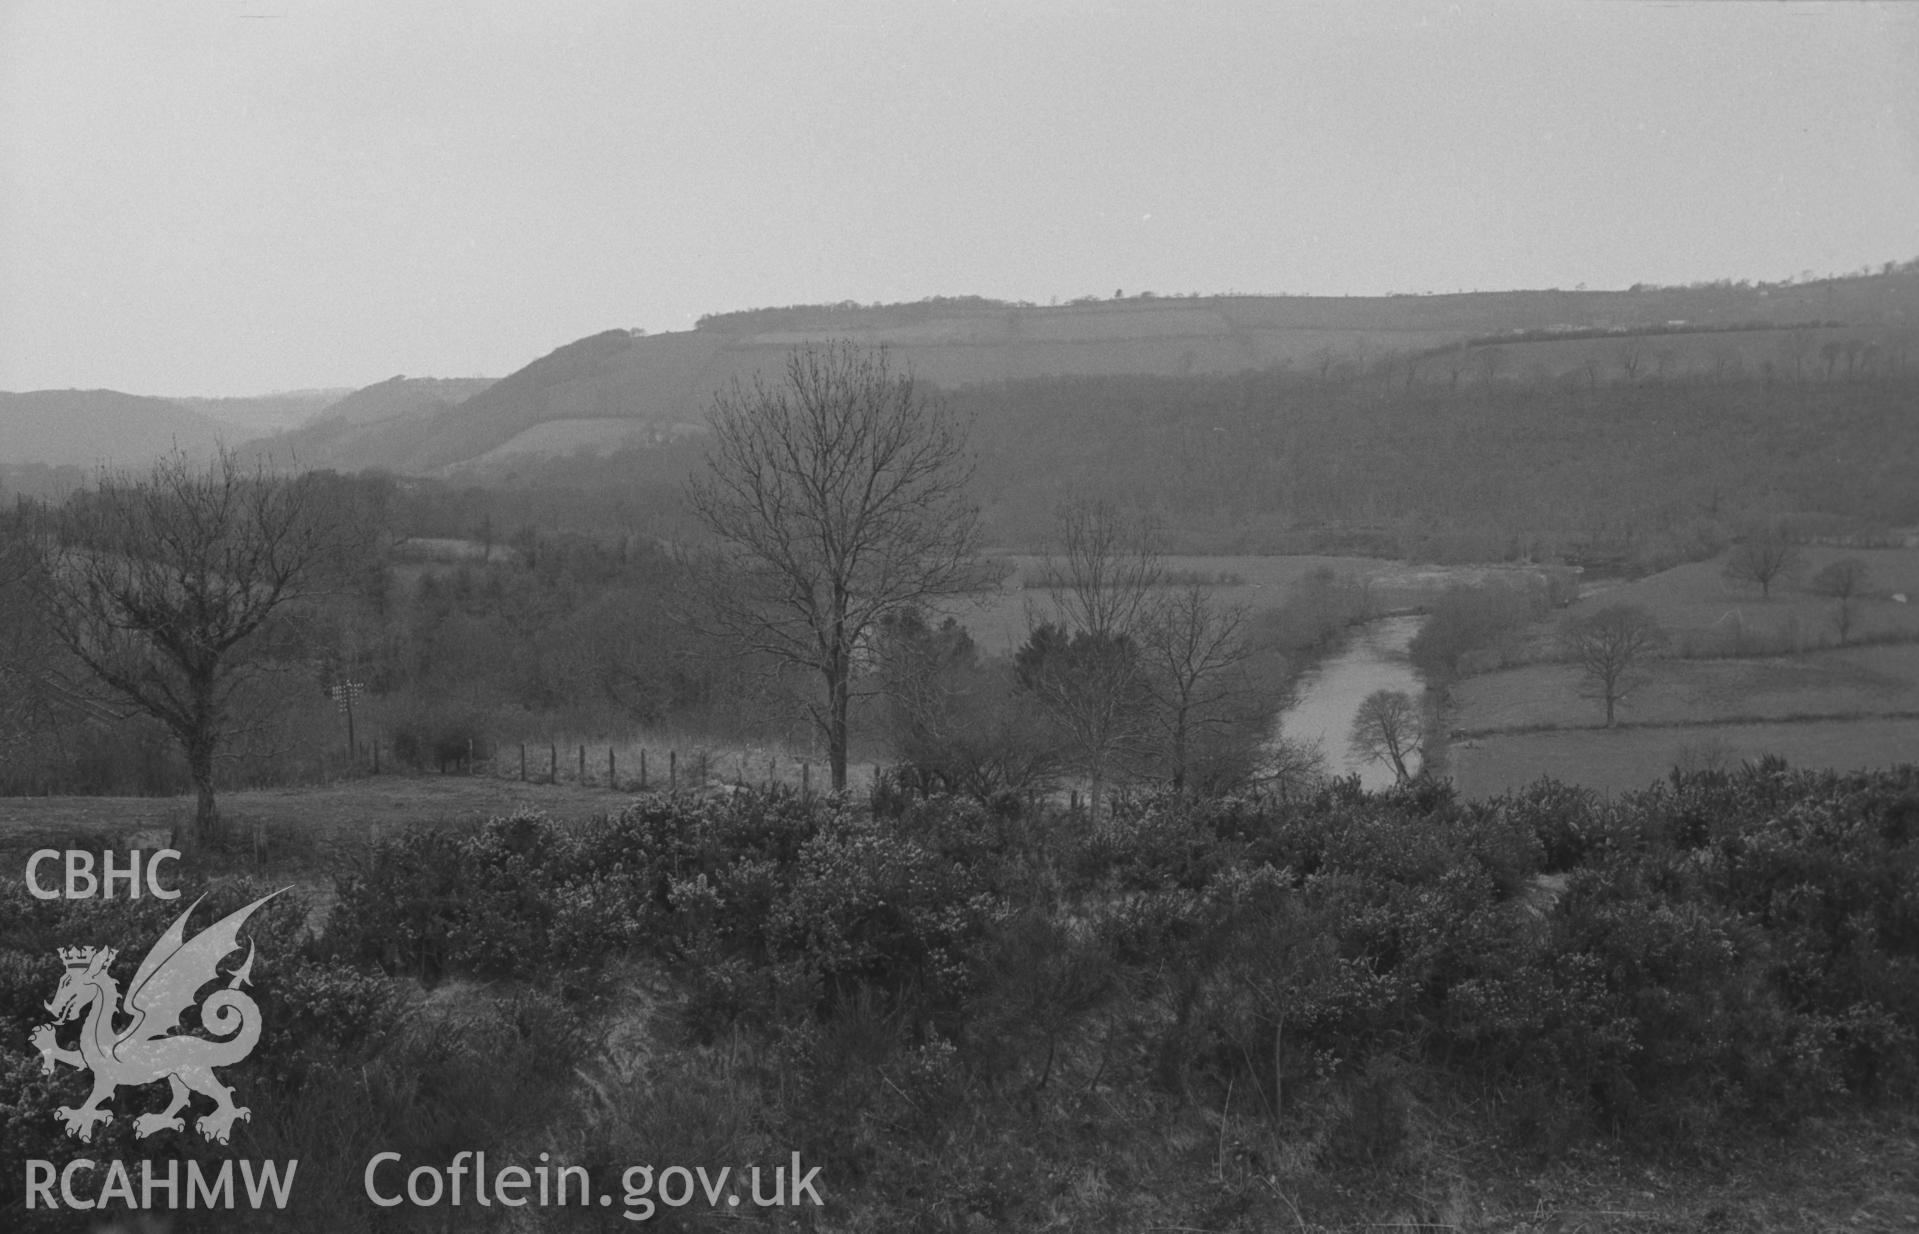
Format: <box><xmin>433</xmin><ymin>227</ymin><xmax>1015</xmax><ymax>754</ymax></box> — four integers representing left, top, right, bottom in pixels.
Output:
<box><xmin>1020</xmin><ymin>500</ymin><xmax>1163</xmax><ymax>818</ymax></box>
<box><xmin>1348</xmin><ymin>689</ymin><xmax>1422</xmax><ymax>783</ymax></box>
<box><xmin>1141</xmin><ymin>583</ymin><xmax>1254</xmax><ymax>792</ymax></box>
<box><xmin>0</xmin><ymin>511</ymin><xmax>109</xmax><ymax>766</ymax></box>
<box><xmin>1259</xmin><ymin>735</ymin><xmax>1327</xmax><ymax>801</ymax></box>
<box><xmin>1016</xmin><ymin>622</ymin><xmax>1151</xmax><ymax>820</ymax></box>
<box><xmin>1562</xmin><ymin>604</ymin><xmax>1665</xmax><ymax>727</ymax></box>
<box><xmin>33</xmin><ymin>451</ymin><xmax>347</xmax><ymax>850</ymax></box>
<box><xmin>1810</xmin><ymin>557</ymin><xmax>1871</xmax><ymax>644</ymax></box>
<box><xmin>1041</xmin><ymin>498</ymin><xmax>1163</xmax><ymax>639</ymax></box>
<box><xmin>1723</xmin><ymin>530</ymin><xmax>1801</xmax><ymax>599</ymax></box>
<box><xmin>686</xmin><ymin>342</ymin><xmax>984</xmax><ymax>789</ymax></box>
<box><xmin>0</xmin><ymin>546</ymin><xmax>120</xmax><ymax>771</ymax></box>
<box><xmin>1615</xmin><ymin>338</ymin><xmax>1648</xmax><ymax>384</ymax></box>
<box><xmin>1777</xmin><ymin>328</ymin><xmax>1816</xmax><ymax>388</ymax></box>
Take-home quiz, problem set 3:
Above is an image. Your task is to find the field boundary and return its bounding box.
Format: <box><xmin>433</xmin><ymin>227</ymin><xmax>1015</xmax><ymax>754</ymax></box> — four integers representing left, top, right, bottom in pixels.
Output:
<box><xmin>1452</xmin><ymin>707</ymin><xmax>1919</xmax><ymax>741</ymax></box>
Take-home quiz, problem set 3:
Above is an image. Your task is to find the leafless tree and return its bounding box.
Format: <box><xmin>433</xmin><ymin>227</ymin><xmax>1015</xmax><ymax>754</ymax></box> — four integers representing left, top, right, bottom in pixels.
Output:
<box><xmin>1723</xmin><ymin>530</ymin><xmax>1801</xmax><ymax>599</ymax></box>
<box><xmin>1141</xmin><ymin>583</ymin><xmax>1254</xmax><ymax>792</ymax></box>
<box><xmin>1820</xmin><ymin>340</ymin><xmax>1842</xmax><ymax>382</ymax></box>
<box><xmin>1348</xmin><ymin>689</ymin><xmax>1422</xmax><ymax>783</ymax></box>
<box><xmin>1258</xmin><ymin>735</ymin><xmax>1327</xmax><ymax>801</ymax></box>
<box><xmin>0</xmin><ymin>533</ymin><xmax>119</xmax><ymax>769</ymax></box>
<box><xmin>33</xmin><ymin>451</ymin><xmax>347</xmax><ymax>849</ymax></box>
<box><xmin>1016</xmin><ymin>621</ymin><xmax>1151</xmax><ymax>821</ymax></box>
<box><xmin>1777</xmin><ymin>328</ymin><xmax>1817</xmax><ymax>388</ymax></box>
<box><xmin>1562</xmin><ymin>604</ymin><xmax>1665</xmax><ymax>727</ymax></box>
<box><xmin>1810</xmin><ymin>557</ymin><xmax>1871</xmax><ymax>643</ymax></box>
<box><xmin>686</xmin><ymin>342</ymin><xmax>984</xmax><ymax>789</ymax></box>
<box><xmin>1615</xmin><ymin>338</ymin><xmax>1649</xmax><ymax>384</ymax></box>
<box><xmin>0</xmin><ymin>513</ymin><xmax>105</xmax><ymax>765</ymax></box>
<box><xmin>1040</xmin><ymin>498</ymin><xmax>1163</xmax><ymax>639</ymax></box>
<box><xmin>1021</xmin><ymin>500</ymin><xmax>1163</xmax><ymax>818</ymax></box>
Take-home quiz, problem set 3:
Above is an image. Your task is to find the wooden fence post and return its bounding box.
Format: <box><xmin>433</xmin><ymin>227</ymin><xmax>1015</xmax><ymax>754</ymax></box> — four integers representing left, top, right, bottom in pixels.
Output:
<box><xmin>549</xmin><ymin>742</ymin><xmax>557</xmax><ymax>784</ymax></box>
<box><xmin>640</xmin><ymin>749</ymin><xmax>648</xmax><ymax>789</ymax></box>
<box><xmin>669</xmin><ymin>749</ymin><xmax>677</xmax><ymax>791</ymax></box>
<box><xmin>579</xmin><ymin>745</ymin><xmax>586</xmax><ymax>784</ymax></box>
<box><xmin>802</xmin><ymin>761</ymin><xmax>810</xmax><ymax>796</ymax></box>
<box><xmin>608</xmin><ymin>747</ymin><xmax>616</xmax><ymax>789</ymax></box>
<box><xmin>520</xmin><ymin>743</ymin><xmax>527</xmax><ymax>782</ymax></box>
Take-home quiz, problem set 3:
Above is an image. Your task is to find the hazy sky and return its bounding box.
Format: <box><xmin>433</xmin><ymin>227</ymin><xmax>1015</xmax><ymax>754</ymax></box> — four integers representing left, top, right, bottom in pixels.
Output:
<box><xmin>3</xmin><ymin>0</ymin><xmax>1916</xmax><ymax>396</ymax></box>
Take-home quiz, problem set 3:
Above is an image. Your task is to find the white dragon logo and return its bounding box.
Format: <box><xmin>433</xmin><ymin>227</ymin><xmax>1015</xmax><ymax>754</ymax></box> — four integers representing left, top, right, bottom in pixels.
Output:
<box><xmin>30</xmin><ymin>889</ymin><xmax>285</xmax><ymax>1145</ymax></box>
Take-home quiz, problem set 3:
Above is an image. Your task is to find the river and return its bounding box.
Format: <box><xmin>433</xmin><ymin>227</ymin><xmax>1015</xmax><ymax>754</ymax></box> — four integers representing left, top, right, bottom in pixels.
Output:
<box><xmin>1272</xmin><ymin>613</ymin><xmax>1427</xmax><ymax>790</ymax></box>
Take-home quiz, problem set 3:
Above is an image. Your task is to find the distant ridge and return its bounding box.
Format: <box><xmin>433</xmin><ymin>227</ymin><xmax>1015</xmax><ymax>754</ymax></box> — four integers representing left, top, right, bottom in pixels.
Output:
<box><xmin>254</xmin><ymin>376</ymin><xmax>497</xmax><ymax>472</ymax></box>
<box><xmin>259</xmin><ymin>265</ymin><xmax>1918</xmax><ymax>476</ymax></box>
<box><xmin>19</xmin><ymin>263</ymin><xmax>1917</xmax><ymax>478</ymax></box>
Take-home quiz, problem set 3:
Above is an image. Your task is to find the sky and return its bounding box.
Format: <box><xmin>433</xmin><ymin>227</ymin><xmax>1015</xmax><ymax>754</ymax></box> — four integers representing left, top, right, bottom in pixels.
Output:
<box><xmin>2</xmin><ymin>0</ymin><xmax>1916</xmax><ymax>396</ymax></box>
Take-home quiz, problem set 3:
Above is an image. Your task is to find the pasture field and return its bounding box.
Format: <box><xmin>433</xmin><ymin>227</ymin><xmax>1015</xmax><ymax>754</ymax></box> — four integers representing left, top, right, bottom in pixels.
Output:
<box><xmin>1440</xmin><ymin>547</ymin><xmax>1919</xmax><ymax>796</ymax></box>
<box><xmin>1449</xmin><ymin>716</ymin><xmax>1919</xmax><ymax>799</ymax></box>
<box><xmin>1563</xmin><ymin>545</ymin><xmax>1919</xmax><ymax>647</ymax></box>
<box><xmin>1452</xmin><ymin>642</ymin><xmax>1919</xmax><ymax>733</ymax></box>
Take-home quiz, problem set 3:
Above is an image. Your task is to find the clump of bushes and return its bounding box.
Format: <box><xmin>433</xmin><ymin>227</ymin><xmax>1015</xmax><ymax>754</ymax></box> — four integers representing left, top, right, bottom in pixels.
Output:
<box><xmin>1410</xmin><ymin>578</ymin><xmax>1560</xmax><ymax>677</ymax></box>
<box><xmin>15</xmin><ymin>763</ymin><xmax>1912</xmax><ymax>1228</ymax></box>
<box><xmin>320</xmin><ymin>765</ymin><xmax>1919</xmax><ymax>1168</ymax></box>
<box><xmin>387</xmin><ymin>698</ymin><xmax>495</xmax><ymax>772</ymax></box>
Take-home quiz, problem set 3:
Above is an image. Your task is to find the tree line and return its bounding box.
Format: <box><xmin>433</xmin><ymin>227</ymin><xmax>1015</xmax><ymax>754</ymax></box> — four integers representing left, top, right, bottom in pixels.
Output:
<box><xmin>8</xmin><ymin>339</ymin><xmax>1904</xmax><ymax>846</ymax></box>
<box><xmin>0</xmin><ymin>345</ymin><xmax>1328</xmax><ymax>850</ymax></box>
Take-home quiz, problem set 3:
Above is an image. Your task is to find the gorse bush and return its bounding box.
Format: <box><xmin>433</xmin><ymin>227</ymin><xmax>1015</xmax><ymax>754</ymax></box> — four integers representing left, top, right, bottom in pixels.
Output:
<box><xmin>317</xmin><ymin>765</ymin><xmax>1919</xmax><ymax>1156</ymax></box>
<box><xmin>12</xmin><ymin>765</ymin><xmax>1911</xmax><ymax>1227</ymax></box>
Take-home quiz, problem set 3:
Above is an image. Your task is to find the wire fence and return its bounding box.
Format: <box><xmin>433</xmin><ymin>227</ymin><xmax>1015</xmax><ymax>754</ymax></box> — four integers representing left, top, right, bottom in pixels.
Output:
<box><xmin>322</xmin><ymin>736</ymin><xmax>841</xmax><ymax>796</ymax></box>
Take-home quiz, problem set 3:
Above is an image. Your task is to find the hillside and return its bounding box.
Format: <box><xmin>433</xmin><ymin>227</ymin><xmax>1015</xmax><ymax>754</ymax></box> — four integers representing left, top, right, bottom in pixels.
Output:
<box><xmin>263</xmin><ymin>265</ymin><xmax>1919</xmax><ymax>476</ymax></box>
<box><xmin>0</xmin><ymin>389</ymin><xmax>232</xmax><ymax>468</ymax></box>
<box><xmin>315</xmin><ymin>375</ymin><xmax>497</xmax><ymax>426</ymax></box>
<box><xmin>258</xmin><ymin>375</ymin><xmax>497</xmax><ymax>471</ymax></box>
<box><xmin>173</xmin><ymin>387</ymin><xmax>352</xmax><ymax>434</ymax></box>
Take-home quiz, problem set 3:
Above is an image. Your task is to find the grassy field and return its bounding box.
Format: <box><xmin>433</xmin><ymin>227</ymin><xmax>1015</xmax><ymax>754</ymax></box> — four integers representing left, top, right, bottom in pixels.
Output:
<box><xmin>1440</xmin><ymin>547</ymin><xmax>1919</xmax><ymax>797</ymax></box>
<box><xmin>1561</xmin><ymin>545</ymin><xmax>1919</xmax><ymax>649</ymax></box>
<box><xmin>1452</xmin><ymin>643</ymin><xmax>1919</xmax><ymax>733</ymax></box>
<box><xmin>1449</xmin><ymin>716</ymin><xmax>1919</xmax><ymax>799</ymax></box>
